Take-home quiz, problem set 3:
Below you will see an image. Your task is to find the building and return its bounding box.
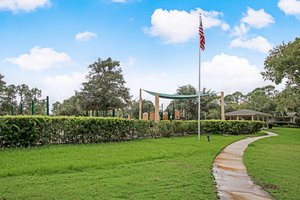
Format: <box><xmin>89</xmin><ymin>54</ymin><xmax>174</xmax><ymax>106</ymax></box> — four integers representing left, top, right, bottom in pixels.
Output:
<box><xmin>225</xmin><ymin>109</ymin><xmax>272</xmax><ymax>122</ymax></box>
<box><xmin>275</xmin><ymin>112</ymin><xmax>298</xmax><ymax>124</ymax></box>
<box><xmin>287</xmin><ymin>112</ymin><xmax>298</xmax><ymax>124</ymax></box>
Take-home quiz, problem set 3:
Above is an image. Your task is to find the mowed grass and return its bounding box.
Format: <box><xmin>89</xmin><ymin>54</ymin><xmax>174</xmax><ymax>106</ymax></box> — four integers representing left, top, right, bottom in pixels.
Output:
<box><xmin>0</xmin><ymin>134</ymin><xmax>252</xmax><ymax>199</ymax></box>
<box><xmin>244</xmin><ymin>127</ymin><xmax>300</xmax><ymax>200</ymax></box>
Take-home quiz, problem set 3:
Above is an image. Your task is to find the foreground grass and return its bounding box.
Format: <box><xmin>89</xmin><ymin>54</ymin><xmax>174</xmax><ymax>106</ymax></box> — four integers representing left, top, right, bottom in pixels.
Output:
<box><xmin>0</xmin><ymin>134</ymin><xmax>253</xmax><ymax>199</ymax></box>
<box><xmin>244</xmin><ymin>127</ymin><xmax>300</xmax><ymax>200</ymax></box>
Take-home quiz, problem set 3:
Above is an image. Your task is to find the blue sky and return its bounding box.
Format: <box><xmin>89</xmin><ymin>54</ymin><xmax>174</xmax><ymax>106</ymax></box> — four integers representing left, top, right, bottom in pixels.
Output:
<box><xmin>0</xmin><ymin>0</ymin><xmax>300</xmax><ymax>106</ymax></box>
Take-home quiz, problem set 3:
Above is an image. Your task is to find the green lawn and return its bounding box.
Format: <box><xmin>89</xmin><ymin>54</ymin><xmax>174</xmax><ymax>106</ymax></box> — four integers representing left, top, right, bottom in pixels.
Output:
<box><xmin>244</xmin><ymin>127</ymin><xmax>300</xmax><ymax>200</ymax></box>
<box><xmin>0</xmin><ymin>134</ymin><xmax>250</xmax><ymax>200</ymax></box>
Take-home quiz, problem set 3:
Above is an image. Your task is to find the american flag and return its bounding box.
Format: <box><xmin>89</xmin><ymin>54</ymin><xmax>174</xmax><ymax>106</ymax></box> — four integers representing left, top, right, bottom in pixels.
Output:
<box><xmin>199</xmin><ymin>15</ymin><xmax>205</xmax><ymax>51</ymax></box>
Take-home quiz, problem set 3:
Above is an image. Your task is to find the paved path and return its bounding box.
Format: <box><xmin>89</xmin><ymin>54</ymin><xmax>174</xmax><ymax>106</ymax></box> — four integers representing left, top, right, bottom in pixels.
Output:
<box><xmin>213</xmin><ymin>131</ymin><xmax>277</xmax><ymax>200</ymax></box>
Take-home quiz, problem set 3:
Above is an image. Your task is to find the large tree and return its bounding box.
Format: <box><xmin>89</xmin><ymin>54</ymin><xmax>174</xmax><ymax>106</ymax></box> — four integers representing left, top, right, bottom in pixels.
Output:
<box><xmin>16</xmin><ymin>84</ymin><xmax>43</xmax><ymax>115</ymax></box>
<box><xmin>224</xmin><ymin>86</ymin><xmax>277</xmax><ymax>114</ymax></box>
<box><xmin>0</xmin><ymin>74</ymin><xmax>45</xmax><ymax>115</ymax></box>
<box><xmin>80</xmin><ymin>58</ymin><xmax>131</xmax><ymax>112</ymax></box>
<box><xmin>274</xmin><ymin>86</ymin><xmax>299</xmax><ymax>116</ymax></box>
<box><xmin>245</xmin><ymin>86</ymin><xmax>277</xmax><ymax>114</ymax></box>
<box><xmin>0</xmin><ymin>74</ymin><xmax>7</xmax><ymax>114</ymax></box>
<box><xmin>52</xmin><ymin>93</ymin><xmax>83</xmax><ymax>116</ymax></box>
<box><xmin>126</xmin><ymin>99</ymin><xmax>154</xmax><ymax>119</ymax></box>
<box><xmin>1</xmin><ymin>84</ymin><xmax>18</xmax><ymax>115</ymax></box>
<box><xmin>224</xmin><ymin>91</ymin><xmax>247</xmax><ymax>112</ymax></box>
<box><xmin>0</xmin><ymin>74</ymin><xmax>5</xmax><ymax>93</ymax></box>
<box><xmin>262</xmin><ymin>37</ymin><xmax>300</xmax><ymax>90</ymax></box>
<box><xmin>201</xmin><ymin>88</ymin><xmax>220</xmax><ymax>119</ymax></box>
<box><xmin>176</xmin><ymin>84</ymin><xmax>198</xmax><ymax>119</ymax></box>
<box><xmin>165</xmin><ymin>85</ymin><xmax>219</xmax><ymax>120</ymax></box>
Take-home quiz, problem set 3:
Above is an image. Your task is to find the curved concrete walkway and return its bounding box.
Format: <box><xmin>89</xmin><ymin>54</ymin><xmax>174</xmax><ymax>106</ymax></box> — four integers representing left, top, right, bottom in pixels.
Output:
<box><xmin>213</xmin><ymin>131</ymin><xmax>277</xmax><ymax>200</ymax></box>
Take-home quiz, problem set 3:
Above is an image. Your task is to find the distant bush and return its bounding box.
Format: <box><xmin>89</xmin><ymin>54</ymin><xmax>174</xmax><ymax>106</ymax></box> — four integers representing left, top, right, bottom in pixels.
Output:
<box><xmin>273</xmin><ymin>122</ymin><xmax>288</xmax><ymax>126</ymax></box>
<box><xmin>201</xmin><ymin>120</ymin><xmax>263</xmax><ymax>135</ymax></box>
<box><xmin>0</xmin><ymin>116</ymin><xmax>263</xmax><ymax>147</ymax></box>
<box><xmin>295</xmin><ymin>117</ymin><xmax>300</xmax><ymax>127</ymax></box>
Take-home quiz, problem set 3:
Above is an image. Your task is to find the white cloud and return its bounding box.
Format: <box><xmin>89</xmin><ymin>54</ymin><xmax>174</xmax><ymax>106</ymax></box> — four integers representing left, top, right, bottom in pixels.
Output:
<box><xmin>230</xmin><ymin>8</ymin><xmax>274</xmax><ymax>53</ymax></box>
<box><xmin>278</xmin><ymin>0</ymin><xmax>300</xmax><ymax>19</ymax></box>
<box><xmin>124</xmin><ymin>54</ymin><xmax>276</xmax><ymax>107</ymax></box>
<box><xmin>200</xmin><ymin>9</ymin><xmax>230</xmax><ymax>30</ymax></box>
<box><xmin>6</xmin><ymin>47</ymin><xmax>71</xmax><ymax>71</ymax></box>
<box><xmin>44</xmin><ymin>72</ymin><xmax>86</xmax><ymax>102</ymax></box>
<box><xmin>0</xmin><ymin>0</ymin><xmax>50</xmax><ymax>13</ymax></box>
<box><xmin>75</xmin><ymin>31</ymin><xmax>97</xmax><ymax>41</ymax></box>
<box><xmin>45</xmin><ymin>72</ymin><xmax>85</xmax><ymax>86</ymax></box>
<box><xmin>144</xmin><ymin>8</ymin><xmax>229</xmax><ymax>44</ymax></box>
<box><xmin>230</xmin><ymin>36</ymin><xmax>273</xmax><ymax>53</ymax></box>
<box><xmin>201</xmin><ymin>54</ymin><xmax>271</xmax><ymax>94</ymax></box>
<box><xmin>221</xmin><ymin>23</ymin><xmax>230</xmax><ymax>31</ymax></box>
<box><xmin>241</xmin><ymin>7</ymin><xmax>275</xmax><ymax>28</ymax></box>
<box><xmin>124</xmin><ymin>72</ymin><xmax>176</xmax><ymax>106</ymax></box>
<box><xmin>232</xmin><ymin>23</ymin><xmax>249</xmax><ymax>37</ymax></box>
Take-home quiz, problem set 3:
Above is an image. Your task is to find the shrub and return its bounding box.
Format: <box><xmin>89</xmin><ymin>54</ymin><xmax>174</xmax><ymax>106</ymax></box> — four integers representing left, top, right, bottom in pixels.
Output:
<box><xmin>0</xmin><ymin>116</ymin><xmax>263</xmax><ymax>147</ymax></box>
<box><xmin>295</xmin><ymin>117</ymin><xmax>300</xmax><ymax>127</ymax></box>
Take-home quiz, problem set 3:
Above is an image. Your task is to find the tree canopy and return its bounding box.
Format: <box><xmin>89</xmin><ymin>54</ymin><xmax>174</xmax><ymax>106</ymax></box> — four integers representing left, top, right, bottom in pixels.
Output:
<box><xmin>262</xmin><ymin>37</ymin><xmax>300</xmax><ymax>90</ymax></box>
<box><xmin>52</xmin><ymin>58</ymin><xmax>132</xmax><ymax>116</ymax></box>
<box><xmin>80</xmin><ymin>58</ymin><xmax>131</xmax><ymax>111</ymax></box>
<box><xmin>246</xmin><ymin>86</ymin><xmax>277</xmax><ymax>114</ymax></box>
<box><xmin>52</xmin><ymin>92</ymin><xmax>83</xmax><ymax>116</ymax></box>
<box><xmin>165</xmin><ymin>85</ymin><xmax>219</xmax><ymax>120</ymax></box>
<box><xmin>0</xmin><ymin>73</ymin><xmax>45</xmax><ymax>115</ymax></box>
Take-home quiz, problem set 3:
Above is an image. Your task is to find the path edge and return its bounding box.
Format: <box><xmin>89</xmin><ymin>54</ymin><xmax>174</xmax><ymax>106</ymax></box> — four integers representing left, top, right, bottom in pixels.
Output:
<box><xmin>212</xmin><ymin>131</ymin><xmax>278</xmax><ymax>200</ymax></box>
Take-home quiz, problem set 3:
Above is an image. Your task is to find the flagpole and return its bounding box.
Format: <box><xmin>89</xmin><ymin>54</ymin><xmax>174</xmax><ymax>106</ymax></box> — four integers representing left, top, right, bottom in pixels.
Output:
<box><xmin>198</xmin><ymin>14</ymin><xmax>202</xmax><ymax>141</ymax></box>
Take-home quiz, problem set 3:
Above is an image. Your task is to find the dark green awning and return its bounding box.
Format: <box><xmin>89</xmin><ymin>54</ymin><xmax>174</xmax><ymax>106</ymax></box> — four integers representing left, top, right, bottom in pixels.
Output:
<box><xmin>143</xmin><ymin>89</ymin><xmax>210</xmax><ymax>99</ymax></box>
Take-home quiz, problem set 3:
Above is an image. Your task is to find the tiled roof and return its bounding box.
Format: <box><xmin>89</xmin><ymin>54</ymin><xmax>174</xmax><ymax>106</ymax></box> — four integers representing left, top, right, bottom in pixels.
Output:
<box><xmin>287</xmin><ymin>112</ymin><xmax>297</xmax><ymax>117</ymax></box>
<box><xmin>225</xmin><ymin>109</ymin><xmax>272</xmax><ymax>117</ymax></box>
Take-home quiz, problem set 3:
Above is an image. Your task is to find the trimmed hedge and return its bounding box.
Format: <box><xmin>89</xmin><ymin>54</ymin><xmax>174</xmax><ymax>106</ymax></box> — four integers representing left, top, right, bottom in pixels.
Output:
<box><xmin>0</xmin><ymin>116</ymin><xmax>263</xmax><ymax>147</ymax></box>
